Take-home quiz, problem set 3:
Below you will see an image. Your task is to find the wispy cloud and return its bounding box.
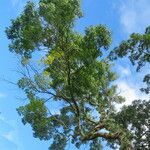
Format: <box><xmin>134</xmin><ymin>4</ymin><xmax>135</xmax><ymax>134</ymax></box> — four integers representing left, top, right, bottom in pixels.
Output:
<box><xmin>11</xmin><ymin>0</ymin><xmax>20</xmax><ymax>7</ymax></box>
<box><xmin>11</xmin><ymin>0</ymin><xmax>24</xmax><ymax>8</ymax></box>
<box><xmin>2</xmin><ymin>131</ymin><xmax>14</xmax><ymax>142</ymax></box>
<box><xmin>10</xmin><ymin>0</ymin><xmax>38</xmax><ymax>14</ymax></box>
<box><xmin>117</xmin><ymin>65</ymin><xmax>131</xmax><ymax>77</ymax></box>
<box><xmin>118</xmin><ymin>0</ymin><xmax>150</xmax><ymax>34</ymax></box>
<box><xmin>0</xmin><ymin>116</ymin><xmax>24</xmax><ymax>150</ymax></box>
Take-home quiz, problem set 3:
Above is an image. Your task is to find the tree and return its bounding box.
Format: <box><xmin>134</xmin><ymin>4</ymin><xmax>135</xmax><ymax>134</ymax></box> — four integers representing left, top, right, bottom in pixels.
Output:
<box><xmin>6</xmin><ymin>0</ymin><xmax>132</xmax><ymax>149</ymax></box>
<box><xmin>114</xmin><ymin>100</ymin><xmax>150</xmax><ymax>150</ymax></box>
<box><xmin>110</xmin><ymin>27</ymin><xmax>150</xmax><ymax>94</ymax></box>
<box><xmin>109</xmin><ymin>26</ymin><xmax>150</xmax><ymax>149</ymax></box>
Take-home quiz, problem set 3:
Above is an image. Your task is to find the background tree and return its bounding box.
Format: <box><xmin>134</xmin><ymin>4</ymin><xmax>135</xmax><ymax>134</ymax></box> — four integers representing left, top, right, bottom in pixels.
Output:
<box><xmin>110</xmin><ymin>27</ymin><xmax>150</xmax><ymax>94</ymax></box>
<box><xmin>109</xmin><ymin>23</ymin><xmax>150</xmax><ymax>150</ymax></box>
<box><xmin>6</xmin><ymin>0</ymin><xmax>131</xmax><ymax>149</ymax></box>
<box><xmin>114</xmin><ymin>100</ymin><xmax>150</xmax><ymax>150</ymax></box>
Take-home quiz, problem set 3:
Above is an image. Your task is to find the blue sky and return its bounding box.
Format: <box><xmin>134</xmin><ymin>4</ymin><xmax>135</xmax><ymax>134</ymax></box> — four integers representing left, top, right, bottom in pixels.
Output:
<box><xmin>0</xmin><ymin>0</ymin><xmax>149</xmax><ymax>150</ymax></box>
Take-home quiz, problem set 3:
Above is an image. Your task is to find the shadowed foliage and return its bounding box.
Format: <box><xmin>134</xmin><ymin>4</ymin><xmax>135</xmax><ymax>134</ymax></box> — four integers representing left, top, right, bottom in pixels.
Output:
<box><xmin>114</xmin><ymin>100</ymin><xmax>150</xmax><ymax>150</ymax></box>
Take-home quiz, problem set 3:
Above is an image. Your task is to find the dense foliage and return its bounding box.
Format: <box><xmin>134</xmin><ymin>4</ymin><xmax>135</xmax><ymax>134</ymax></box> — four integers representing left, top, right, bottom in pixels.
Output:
<box><xmin>115</xmin><ymin>100</ymin><xmax>150</xmax><ymax>149</ymax></box>
<box><xmin>6</xmin><ymin>0</ymin><xmax>150</xmax><ymax>150</ymax></box>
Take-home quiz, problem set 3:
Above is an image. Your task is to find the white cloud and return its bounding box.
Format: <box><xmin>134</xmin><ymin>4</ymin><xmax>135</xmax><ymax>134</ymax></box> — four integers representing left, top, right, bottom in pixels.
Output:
<box><xmin>121</xmin><ymin>68</ymin><xmax>130</xmax><ymax>76</ymax></box>
<box><xmin>116</xmin><ymin>81</ymin><xmax>149</xmax><ymax>109</ymax></box>
<box><xmin>119</xmin><ymin>0</ymin><xmax>150</xmax><ymax>34</ymax></box>
<box><xmin>117</xmin><ymin>81</ymin><xmax>138</xmax><ymax>105</ymax></box>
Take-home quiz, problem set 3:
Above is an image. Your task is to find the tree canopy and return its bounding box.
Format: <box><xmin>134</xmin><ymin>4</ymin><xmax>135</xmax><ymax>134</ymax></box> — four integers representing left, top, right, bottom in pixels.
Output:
<box><xmin>6</xmin><ymin>0</ymin><xmax>149</xmax><ymax>150</ymax></box>
<box><xmin>110</xmin><ymin>27</ymin><xmax>150</xmax><ymax>94</ymax></box>
<box><xmin>114</xmin><ymin>100</ymin><xmax>150</xmax><ymax>149</ymax></box>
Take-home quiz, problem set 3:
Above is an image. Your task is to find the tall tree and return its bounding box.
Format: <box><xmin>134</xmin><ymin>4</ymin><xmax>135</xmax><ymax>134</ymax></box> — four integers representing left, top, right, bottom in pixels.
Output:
<box><xmin>6</xmin><ymin>0</ymin><xmax>131</xmax><ymax>149</ymax></box>
<box><xmin>114</xmin><ymin>100</ymin><xmax>150</xmax><ymax>150</ymax></box>
<box><xmin>109</xmin><ymin>23</ymin><xmax>150</xmax><ymax>150</ymax></box>
<box><xmin>110</xmin><ymin>27</ymin><xmax>150</xmax><ymax>94</ymax></box>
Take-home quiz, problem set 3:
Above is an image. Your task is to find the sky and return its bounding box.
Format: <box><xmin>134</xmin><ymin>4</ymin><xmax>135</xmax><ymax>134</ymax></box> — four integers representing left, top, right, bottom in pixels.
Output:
<box><xmin>0</xmin><ymin>0</ymin><xmax>149</xmax><ymax>150</ymax></box>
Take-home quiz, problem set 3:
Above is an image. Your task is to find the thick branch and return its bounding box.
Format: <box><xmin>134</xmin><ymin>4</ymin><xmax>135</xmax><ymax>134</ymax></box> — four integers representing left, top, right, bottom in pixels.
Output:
<box><xmin>82</xmin><ymin>131</ymin><xmax>120</xmax><ymax>141</ymax></box>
